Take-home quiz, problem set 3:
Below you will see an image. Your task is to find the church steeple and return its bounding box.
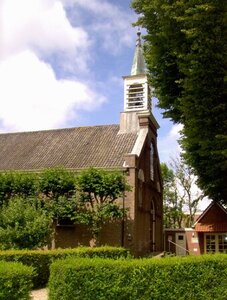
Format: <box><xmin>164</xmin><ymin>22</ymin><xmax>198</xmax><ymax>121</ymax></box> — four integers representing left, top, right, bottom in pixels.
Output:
<box><xmin>123</xmin><ymin>30</ymin><xmax>151</xmax><ymax>113</ymax></box>
<box><xmin>119</xmin><ymin>30</ymin><xmax>158</xmax><ymax>133</ymax></box>
<box><xmin>131</xmin><ymin>29</ymin><xmax>146</xmax><ymax>76</ymax></box>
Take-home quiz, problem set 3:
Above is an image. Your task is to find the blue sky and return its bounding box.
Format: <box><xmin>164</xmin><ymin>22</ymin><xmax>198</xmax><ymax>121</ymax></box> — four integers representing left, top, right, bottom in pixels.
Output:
<box><xmin>0</xmin><ymin>0</ymin><xmax>182</xmax><ymax>163</ymax></box>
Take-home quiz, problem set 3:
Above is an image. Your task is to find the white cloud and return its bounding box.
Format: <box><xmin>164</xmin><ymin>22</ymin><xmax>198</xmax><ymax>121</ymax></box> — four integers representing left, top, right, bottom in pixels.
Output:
<box><xmin>1</xmin><ymin>0</ymin><xmax>91</xmax><ymax>72</ymax></box>
<box><xmin>158</xmin><ymin>124</ymin><xmax>183</xmax><ymax>163</ymax></box>
<box><xmin>2</xmin><ymin>0</ymin><xmax>86</xmax><ymax>52</ymax></box>
<box><xmin>63</xmin><ymin>0</ymin><xmax>136</xmax><ymax>53</ymax></box>
<box><xmin>0</xmin><ymin>0</ymin><xmax>137</xmax><ymax>133</ymax></box>
<box><xmin>169</xmin><ymin>123</ymin><xmax>183</xmax><ymax>138</ymax></box>
<box><xmin>0</xmin><ymin>0</ymin><xmax>108</xmax><ymax>133</ymax></box>
<box><xmin>0</xmin><ymin>50</ymin><xmax>105</xmax><ymax>132</ymax></box>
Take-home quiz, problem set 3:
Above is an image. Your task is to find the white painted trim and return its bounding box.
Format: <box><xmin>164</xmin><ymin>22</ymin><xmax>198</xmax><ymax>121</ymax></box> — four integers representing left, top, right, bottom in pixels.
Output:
<box><xmin>164</xmin><ymin>228</ymin><xmax>194</xmax><ymax>232</ymax></box>
<box><xmin>204</xmin><ymin>233</ymin><xmax>227</xmax><ymax>253</ymax></box>
<box><xmin>131</xmin><ymin>128</ymin><xmax>148</xmax><ymax>156</ymax></box>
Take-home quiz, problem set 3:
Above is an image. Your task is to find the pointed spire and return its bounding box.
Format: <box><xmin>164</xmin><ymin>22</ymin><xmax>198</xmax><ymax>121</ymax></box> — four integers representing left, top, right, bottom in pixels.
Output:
<box><xmin>131</xmin><ymin>28</ymin><xmax>146</xmax><ymax>76</ymax></box>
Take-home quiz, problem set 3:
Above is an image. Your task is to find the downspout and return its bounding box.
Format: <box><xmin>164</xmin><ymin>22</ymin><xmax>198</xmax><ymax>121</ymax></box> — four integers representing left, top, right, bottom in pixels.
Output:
<box><xmin>152</xmin><ymin>209</ymin><xmax>155</xmax><ymax>252</ymax></box>
<box><xmin>151</xmin><ymin>199</ymin><xmax>155</xmax><ymax>252</ymax></box>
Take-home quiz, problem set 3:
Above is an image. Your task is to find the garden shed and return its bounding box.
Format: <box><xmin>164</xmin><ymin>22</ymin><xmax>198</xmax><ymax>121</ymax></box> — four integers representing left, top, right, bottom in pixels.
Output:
<box><xmin>165</xmin><ymin>201</ymin><xmax>227</xmax><ymax>255</ymax></box>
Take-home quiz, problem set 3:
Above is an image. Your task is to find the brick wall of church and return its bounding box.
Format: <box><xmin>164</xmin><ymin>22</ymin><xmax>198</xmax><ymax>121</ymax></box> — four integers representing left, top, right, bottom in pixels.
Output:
<box><xmin>122</xmin><ymin>125</ymin><xmax>163</xmax><ymax>256</ymax></box>
<box><xmin>55</xmin><ymin>222</ymin><xmax>123</xmax><ymax>248</ymax></box>
<box><xmin>54</xmin><ymin>115</ymin><xmax>163</xmax><ymax>257</ymax></box>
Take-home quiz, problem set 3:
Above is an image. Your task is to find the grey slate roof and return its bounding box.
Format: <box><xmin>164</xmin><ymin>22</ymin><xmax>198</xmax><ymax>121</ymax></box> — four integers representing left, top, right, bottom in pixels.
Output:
<box><xmin>0</xmin><ymin>125</ymin><xmax>138</xmax><ymax>171</ymax></box>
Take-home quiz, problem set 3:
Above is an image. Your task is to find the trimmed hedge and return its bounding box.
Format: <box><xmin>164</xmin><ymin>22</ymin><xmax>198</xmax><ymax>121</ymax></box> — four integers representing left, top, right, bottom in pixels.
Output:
<box><xmin>0</xmin><ymin>246</ymin><xmax>129</xmax><ymax>288</ymax></box>
<box><xmin>0</xmin><ymin>261</ymin><xmax>34</xmax><ymax>300</ymax></box>
<box><xmin>49</xmin><ymin>254</ymin><xmax>227</xmax><ymax>300</ymax></box>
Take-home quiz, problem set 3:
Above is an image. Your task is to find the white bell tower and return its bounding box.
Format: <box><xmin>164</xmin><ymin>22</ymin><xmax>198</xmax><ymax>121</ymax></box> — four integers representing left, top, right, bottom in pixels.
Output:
<box><xmin>120</xmin><ymin>29</ymin><xmax>152</xmax><ymax>133</ymax></box>
<box><xmin>123</xmin><ymin>29</ymin><xmax>151</xmax><ymax>112</ymax></box>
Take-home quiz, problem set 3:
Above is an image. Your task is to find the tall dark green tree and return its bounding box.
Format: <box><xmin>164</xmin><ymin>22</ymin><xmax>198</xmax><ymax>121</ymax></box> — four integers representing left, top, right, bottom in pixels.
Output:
<box><xmin>132</xmin><ymin>0</ymin><xmax>227</xmax><ymax>203</ymax></box>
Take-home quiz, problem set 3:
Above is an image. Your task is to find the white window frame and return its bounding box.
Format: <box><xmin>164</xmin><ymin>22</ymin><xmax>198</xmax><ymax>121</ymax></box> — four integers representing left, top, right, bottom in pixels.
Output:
<box><xmin>205</xmin><ymin>233</ymin><xmax>227</xmax><ymax>253</ymax></box>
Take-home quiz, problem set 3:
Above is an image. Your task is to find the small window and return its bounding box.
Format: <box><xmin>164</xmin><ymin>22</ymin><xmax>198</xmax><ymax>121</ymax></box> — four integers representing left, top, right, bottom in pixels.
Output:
<box><xmin>57</xmin><ymin>218</ymin><xmax>75</xmax><ymax>227</ymax></box>
<box><xmin>178</xmin><ymin>235</ymin><xmax>184</xmax><ymax>241</ymax></box>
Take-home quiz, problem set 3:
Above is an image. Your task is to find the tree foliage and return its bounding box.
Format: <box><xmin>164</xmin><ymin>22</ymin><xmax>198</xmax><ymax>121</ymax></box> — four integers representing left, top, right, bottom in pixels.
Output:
<box><xmin>132</xmin><ymin>0</ymin><xmax>227</xmax><ymax>203</ymax></box>
<box><xmin>0</xmin><ymin>172</ymin><xmax>36</xmax><ymax>205</ymax></box>
<box><xmin>171</xmin><ymin>157</ymin><xmax>204</xmax><ymax>227</ymax></box>
<box><xmin>75</xmin><ymin>168</ymin><xmax>130</xmax><ymax>241</ymax></box>
<box><xmin>0</xmin><ymin>168</ymin><xmax>130</xmax><ymax>248</ymax></box>
<box><xmin>161</xmin><ymin>163</ymin><xmax>185</xmax><ymax>228</ymax></box>
<box><xmin>0</xmin><ymin>197</ymin><xmax>52</xmax><ymax>250</ymax></box>
<box><xmin>38</xmin><ymin>167</ymin><xmax>75</xmax><ymax>199</ymax></box>
<box><xmin>37</xmin><ymin>168</ymin><xmax>77</xmax><ymax>224</ymax></box>
<box><xmin>161</xmin><ymin>157</ymin><xmax>204</xmax><ymax>228</ymax></box>
<box><xmin>43</xmin><ymin>196</ymin><xmax>79</xmax><ymax>224</ymax></box>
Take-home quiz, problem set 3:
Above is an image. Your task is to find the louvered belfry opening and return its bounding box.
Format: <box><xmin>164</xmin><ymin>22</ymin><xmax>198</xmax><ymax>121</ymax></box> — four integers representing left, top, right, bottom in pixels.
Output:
<box><xmin>126</xmin><ymin>83</ymin><xmax>144</xmax><ymax>110</ymax></box>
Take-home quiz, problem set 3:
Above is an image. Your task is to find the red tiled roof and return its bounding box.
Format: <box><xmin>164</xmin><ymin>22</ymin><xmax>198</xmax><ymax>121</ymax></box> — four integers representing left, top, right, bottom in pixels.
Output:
<box><xmin>195</xmin><ymin>222</ymin><xmax>227</xmax><ymax>232</ymax></box>
<box><xmin>0</xmin><ymin>125</ymin><xmax>138</xmax><ymax>171</ymax></box>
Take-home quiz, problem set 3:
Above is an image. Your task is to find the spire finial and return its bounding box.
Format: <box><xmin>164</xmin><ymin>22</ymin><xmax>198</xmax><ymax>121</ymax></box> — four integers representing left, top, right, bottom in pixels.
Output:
<box><xmin>131</xmin><ymin>28</ymin><xmax>146</xmax><ymax>76</ymax></box>
<box><xmin>136</xmin><ymin>27</ymin><xmax>141</xmax><ymax>46</ymax></box>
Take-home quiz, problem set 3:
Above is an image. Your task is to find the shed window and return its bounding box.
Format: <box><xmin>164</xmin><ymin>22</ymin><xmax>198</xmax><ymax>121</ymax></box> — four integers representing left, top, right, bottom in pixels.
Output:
<box><xmin>205</xmin><ymin>233</ymin><xmax>227</xmax><ymax>253</ymax></box>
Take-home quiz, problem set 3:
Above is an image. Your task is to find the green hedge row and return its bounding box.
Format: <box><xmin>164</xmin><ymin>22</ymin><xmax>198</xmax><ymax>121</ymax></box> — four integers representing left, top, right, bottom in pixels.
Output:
<box><xmin>0</xmin><ymin>246</ymin><xmax>129</xmax><ymax>288</ymax></box>
<box><xmin>0</xmin><ymin>261</ymin><xmax>34</xmax><ymax>300</ymax></box>
<box><xmin>49</xmin><ymin>254</ymin><xmax>227</xmax><ymax>300</ymax></box>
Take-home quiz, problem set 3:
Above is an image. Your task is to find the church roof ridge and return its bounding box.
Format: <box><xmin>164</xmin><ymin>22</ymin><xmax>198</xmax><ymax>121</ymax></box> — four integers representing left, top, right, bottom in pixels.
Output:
<box><xmin>0</xmin><ymin>124</ymin><xmax>119</xmax><ymax>136</ymax></box>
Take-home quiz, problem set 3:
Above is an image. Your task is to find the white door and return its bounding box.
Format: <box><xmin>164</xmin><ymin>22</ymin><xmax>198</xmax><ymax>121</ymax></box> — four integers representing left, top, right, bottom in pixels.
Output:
<box><xmin>175</xmin><ymin>233</ymin><xmax>186</xmax><ymax>256</ymax></box>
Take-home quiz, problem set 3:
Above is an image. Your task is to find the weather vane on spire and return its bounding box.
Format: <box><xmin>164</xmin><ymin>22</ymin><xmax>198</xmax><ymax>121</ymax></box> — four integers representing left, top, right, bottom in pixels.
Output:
<box><xmin>131</xmin><ymin>27</ymin><xmax>145</xmax><ymax>75</ymax></box>
<box><xmin>136</xmin><ymin>27</ymin><xmax>142</xmax><ymax>46</ymax></box>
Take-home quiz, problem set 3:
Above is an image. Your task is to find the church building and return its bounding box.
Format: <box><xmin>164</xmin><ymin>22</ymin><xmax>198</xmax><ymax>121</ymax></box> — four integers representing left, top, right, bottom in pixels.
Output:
<box><xmin>0</xmin><ymin>31</ymin><xmax>163</xmax><ymax>256</ymax></box>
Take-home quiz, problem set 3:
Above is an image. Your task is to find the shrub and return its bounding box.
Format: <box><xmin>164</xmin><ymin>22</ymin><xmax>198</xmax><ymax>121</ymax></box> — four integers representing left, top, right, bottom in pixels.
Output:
<box><xmin>0</xmin><ymin>246</ymin><xmax>129</xmax><ymax>288</ymax></box>
<box><xmin>0</xmin><ymin>261</ymin><xmax>34</xmax><ymax>300</ymax></box>
<box><xmin>49</xmin><ymin>254</ymin><xmax>227</xmax><ymax>300</ymax></box>
<box><xmin>0</xmin><ymin>197</ymin><xmax>53</xmax><ymax>250</ymax></box>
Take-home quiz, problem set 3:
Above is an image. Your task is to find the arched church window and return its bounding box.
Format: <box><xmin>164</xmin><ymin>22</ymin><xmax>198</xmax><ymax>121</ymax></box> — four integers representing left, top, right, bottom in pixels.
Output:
<box><xmin>126</xmin><ymin>83</ymin><xmax>144</xmax><ymax>110</ymax></box>
<box><xmin>150</xmin><ymin>143</ymin><xmax>154</xmax><ymax>181</ymax></box>
<box><xmin>138</xmin><ymin>169</ymin><xmax>144</xmax><ymax>208</ymax></box>
<box><xmin>138</xmin><ymin>180</ymin><xmax>143</xmax><ymax>208</ymax></box>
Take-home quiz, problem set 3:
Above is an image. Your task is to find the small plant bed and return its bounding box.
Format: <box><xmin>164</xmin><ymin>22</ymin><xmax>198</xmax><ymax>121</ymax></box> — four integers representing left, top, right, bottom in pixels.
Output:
<box><xmin>0</xmin><ymin>246</ymin><xmax>129</xmax><ymax>288</ymax></box>
<box><xmin>49</xmin><ymin>254</ymin><xmax>227</xmax><ymax>300</ymax></box>
<box><xmin>0</xmin><ymin>261</ymin><xmax>34</xmax><ymax>300</ymax></box>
